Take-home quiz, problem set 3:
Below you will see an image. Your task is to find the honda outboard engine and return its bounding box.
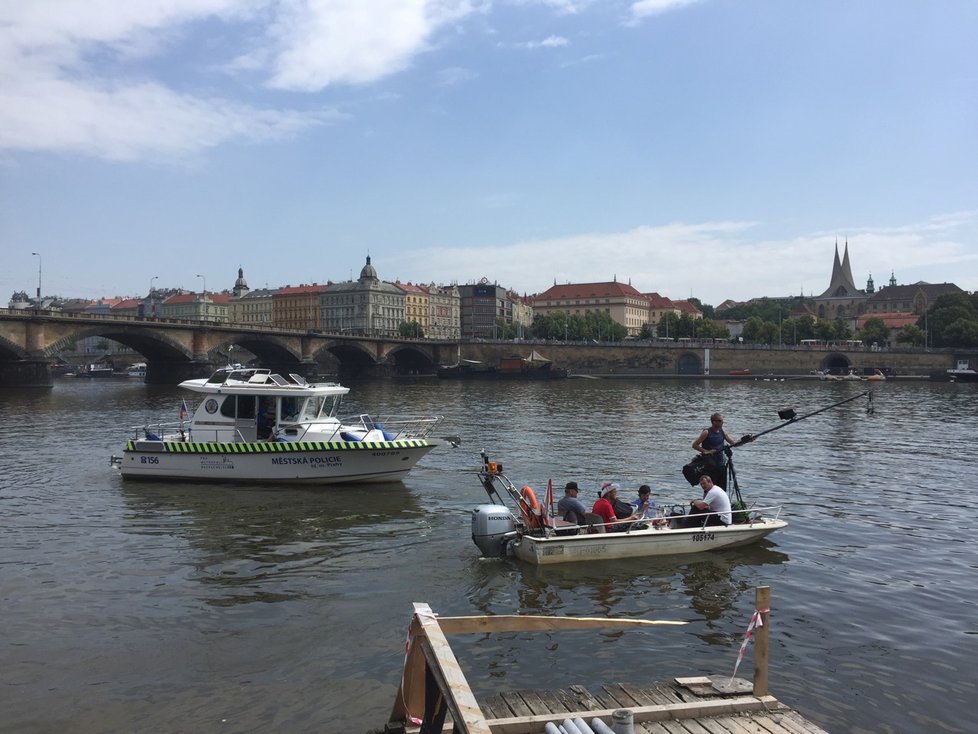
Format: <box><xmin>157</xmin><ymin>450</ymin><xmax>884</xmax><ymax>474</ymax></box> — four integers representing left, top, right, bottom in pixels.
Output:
<box><xmin>471</xmin><ymin>504</ymin><xmax>518</xmax><ymax>557</ymax></box>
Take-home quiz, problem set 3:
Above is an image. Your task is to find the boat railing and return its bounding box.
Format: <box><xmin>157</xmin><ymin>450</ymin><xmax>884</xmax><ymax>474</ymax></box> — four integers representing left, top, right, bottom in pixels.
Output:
<box><xmin>128</xmin><ymin>421</ymin><xmax>188</xmax><ymax>442</ymax></box>
<box><xmin>340</xmin><ymin>414</ymin><xmax>441</xmax><ymax>440</ymax></box>
<box><xmin>541</xmin><ymin>504</ymin><xmax>784</xmax><ymax>536</ymax></box>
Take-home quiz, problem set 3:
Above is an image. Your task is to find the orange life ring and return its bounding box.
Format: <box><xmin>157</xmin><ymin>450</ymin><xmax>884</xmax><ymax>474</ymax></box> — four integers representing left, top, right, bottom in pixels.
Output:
<box><xmin>519</xmin><ymin>486</ymin><xmax>540</xmax><ymax>529</ymax></box>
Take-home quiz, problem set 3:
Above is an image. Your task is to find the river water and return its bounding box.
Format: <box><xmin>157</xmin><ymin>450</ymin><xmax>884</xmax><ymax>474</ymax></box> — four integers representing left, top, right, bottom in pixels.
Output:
<box><xmin>2</xmin><ymin>376</ymin><xmax>976</xmax><ymax>733</ymax></box>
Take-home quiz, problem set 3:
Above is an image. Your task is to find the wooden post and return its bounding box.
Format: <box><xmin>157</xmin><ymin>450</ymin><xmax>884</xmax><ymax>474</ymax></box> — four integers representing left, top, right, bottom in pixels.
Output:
<box><xmin>752</xmin><ymin>585</ymin><xmax>770</xmax><ymax>696</ymax></box>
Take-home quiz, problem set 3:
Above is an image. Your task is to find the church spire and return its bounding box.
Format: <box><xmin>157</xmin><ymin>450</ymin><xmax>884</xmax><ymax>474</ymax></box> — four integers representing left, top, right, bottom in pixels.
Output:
<box><xmin>818</xmin><ymin>239</ymin><xmax>859</xmax><ymax>298</ymax></box>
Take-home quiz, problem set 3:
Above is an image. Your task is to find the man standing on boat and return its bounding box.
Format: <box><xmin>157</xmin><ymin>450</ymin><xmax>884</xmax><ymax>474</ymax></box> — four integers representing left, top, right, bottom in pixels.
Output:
<box><xmin>556</xmin><ymin>481</ymin><xmax>588</xmax><ymax>527</ymax></box>
<box><xmin>692</xmin><ymin>413</ymin><xmax>738</xmax><ymax>489</ymax></box>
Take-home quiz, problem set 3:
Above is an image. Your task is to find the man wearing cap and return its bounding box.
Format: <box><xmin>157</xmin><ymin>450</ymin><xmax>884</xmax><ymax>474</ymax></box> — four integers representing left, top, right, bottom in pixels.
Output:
<box><xmin>591</xmin><ymin>482</ymin><xmax>624</xmax><ymax>532</ymax></box>
<box><xmin>556</xmin><ymin>481</ymin><xmax>588</xmax><ymax>528</ymax></box>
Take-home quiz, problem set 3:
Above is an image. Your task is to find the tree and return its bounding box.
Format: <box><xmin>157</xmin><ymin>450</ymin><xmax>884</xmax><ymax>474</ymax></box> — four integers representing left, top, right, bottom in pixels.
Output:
<box><xmin>694</xmin><ymin>318</ymin><xmax>730</xmax><ymax>340</ymax></box>
<box><xmin>858</xmin><ymin>318</ymin><xmax>890</xmax><ymax>347</ymax></box>
<box><xmin>741</xmin><ymin>316</ymin><xmax>765</xmax><ymax>343</ymax></box>
<box><xmin>895</xmin><ymin>324</ymin><xmax>925</xmax><ymax>347</ymax></box>
<box><xmin>398</xmin><ymin>321</ymin><xmax>425</xmax><ymax>339</ymax></box>
<box><xmin>923</xmin><ymin>293</ymin><xmax>978</xmax><ymax>347</ymax></box>
<box><xmin>494</xmin><ymin>317</ymin><xmax>516</xmax><ymax>340</ymax></box>
<box><xmin>942</xmin><ymin>318</ymin><xmax>978</xmax><ymax>348</ymax></box>
<box><xmin>657</xmin><ymin>312</ymin><xmax>679</xmax><ymax>339</ymax></box>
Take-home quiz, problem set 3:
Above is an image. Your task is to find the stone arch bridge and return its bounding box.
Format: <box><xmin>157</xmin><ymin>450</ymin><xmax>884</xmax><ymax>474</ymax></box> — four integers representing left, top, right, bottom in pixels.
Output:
<box><xmin>0</xmin><ymin>311</ymin><xmax>457</xmax><ymax>386</ymax></box>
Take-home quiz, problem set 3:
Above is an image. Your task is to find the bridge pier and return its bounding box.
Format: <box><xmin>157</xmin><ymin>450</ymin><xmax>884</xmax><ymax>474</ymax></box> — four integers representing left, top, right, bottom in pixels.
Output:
<box><xmin>0</xmin><ymin>359</ymin><xmax>53</xmax><ymax>388</ymax></box>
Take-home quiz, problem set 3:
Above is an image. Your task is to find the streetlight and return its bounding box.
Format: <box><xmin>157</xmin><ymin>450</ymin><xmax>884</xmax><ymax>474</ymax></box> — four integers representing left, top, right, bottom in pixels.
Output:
<box><xmin>196</xmin><ymin>274</ymin><xmax>206</xmax><ymax>294</ymax></box>
<box><xmin>148</xmin><ymin>275</ymin><xmax>159</xmax><ymax>318</ymax></box>
<box><xmin>31</xmin><ymin>252</ymin><xmax>42</xmax><ymax>306</ymax></box>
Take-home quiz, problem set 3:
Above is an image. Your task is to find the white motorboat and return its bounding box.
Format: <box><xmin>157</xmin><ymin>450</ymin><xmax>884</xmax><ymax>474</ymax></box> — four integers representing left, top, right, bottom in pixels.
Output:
<box><xmin>470</xmin><ymin>453</ymin><xmax>786</xmax><ymax>565</ymax></box>
<box><xmin>127</xmin><ymin>362</ymin><xmax>147</xmax><ymax>378</ymax></box>
<box><xmin>111</xmin><ymin>366</ymin><xmax>452</xmax><ymax>484</ymax></box>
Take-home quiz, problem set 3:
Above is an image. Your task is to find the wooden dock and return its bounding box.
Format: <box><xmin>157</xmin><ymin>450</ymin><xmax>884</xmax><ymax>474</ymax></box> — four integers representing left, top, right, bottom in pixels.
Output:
<box><xmin>383</xmin><ymin>586</ymin><xmax>829</xmax><ymax>734</ymax></box>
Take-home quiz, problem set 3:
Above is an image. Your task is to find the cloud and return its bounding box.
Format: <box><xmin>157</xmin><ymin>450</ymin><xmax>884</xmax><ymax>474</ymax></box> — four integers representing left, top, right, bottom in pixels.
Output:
<box><xmin>264</xmin><ymin>1</ymin><xmax>478</xmax><ymax>90</ymax></box>
<box><xmin>629</xmin><ymin>0</ymin><xmax>702</xmax><ymax>23</ymax></box>
<box><xmin>513</xmin><ymin>35</ymin><xmax>570</xmax><ymax>50</ymax></box>
<box><xmin>0</xmin><ymin>0</ymin><xmax>478</xmax><ymax>161</ymax></box>
<box><xmin>384</xmin><ymin>214</ymin><xmax>978</xmax><ymax>302</ymax></box>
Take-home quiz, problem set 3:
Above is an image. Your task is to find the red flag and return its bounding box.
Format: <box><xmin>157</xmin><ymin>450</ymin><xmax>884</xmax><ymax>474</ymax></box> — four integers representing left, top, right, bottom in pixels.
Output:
<box><xmin>543</xmin><ymin>478</ymin><xmax>554</xmax><ymax>528</ymax></box>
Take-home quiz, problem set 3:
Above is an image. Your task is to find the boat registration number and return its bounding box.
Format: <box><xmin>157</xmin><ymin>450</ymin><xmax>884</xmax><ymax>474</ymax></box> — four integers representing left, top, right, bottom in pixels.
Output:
<box><xmin>691</xmin><ymin>532</ymin><xmax>716</xmax><ymax>542</ymax></box>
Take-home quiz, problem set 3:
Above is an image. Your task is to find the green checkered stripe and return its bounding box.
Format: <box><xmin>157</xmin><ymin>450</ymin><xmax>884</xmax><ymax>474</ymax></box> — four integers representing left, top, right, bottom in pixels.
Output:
<box><xmin>126</xmin><ymin>439</ymin><xmax>429</xmax><ymax>453</ymax></box>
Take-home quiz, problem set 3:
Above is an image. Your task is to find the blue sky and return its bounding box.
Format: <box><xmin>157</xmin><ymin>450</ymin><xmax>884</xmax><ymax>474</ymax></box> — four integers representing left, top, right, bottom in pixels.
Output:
<box><xmin>2</xmin><ymin>0</ymin><xmax>977</xmax><ymax>303</ymax></box>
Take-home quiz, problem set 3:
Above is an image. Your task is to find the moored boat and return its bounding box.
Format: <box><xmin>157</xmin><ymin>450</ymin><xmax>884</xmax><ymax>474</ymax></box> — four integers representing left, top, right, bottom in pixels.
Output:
<box><xmin>470</xmin><ymin>453</ymin><xmax>785</xmax><ymax>565</ymax></box>
<box><xmin>111</xmin><ymin>366</ymin><xmax>452</xmax><ymax>484</ymax></box>
<box><xmin>127</xmin><ymin>362</ymin><xmax>147</xmax><ymax>378</ymax></box>
<box><xmin>76</xmin><ymin>363</ymin><xmax>115</xmax><ymax>378</ymax></box>
<box><xmin>947</xmin><ymin>359</ymin><xmax>978</xmax><ymax>382</ymax></box>
<box><xmin>438</xmin><ymin>350</ymin><xmax>568</xmax><ymax>380</ymax></box>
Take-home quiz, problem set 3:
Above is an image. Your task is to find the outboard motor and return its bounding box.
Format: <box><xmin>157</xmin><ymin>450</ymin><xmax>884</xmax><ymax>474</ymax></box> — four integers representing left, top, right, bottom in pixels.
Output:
<box><xmin>471</xmin><ymin>504</ymin><xmax>518</xmax><ymax>558</ymax></box>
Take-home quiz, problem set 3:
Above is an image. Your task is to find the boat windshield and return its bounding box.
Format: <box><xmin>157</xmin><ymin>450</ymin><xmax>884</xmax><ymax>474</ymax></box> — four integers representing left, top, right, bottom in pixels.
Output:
<box><xmin>280</xmin><ymin>396</ymin><xmax>301</xmax><ymax>423</ymax></box>
<box><xmin>298</xmin><ymin>395</ymin><xmax>340</xmax><ymax>421</ymax></box>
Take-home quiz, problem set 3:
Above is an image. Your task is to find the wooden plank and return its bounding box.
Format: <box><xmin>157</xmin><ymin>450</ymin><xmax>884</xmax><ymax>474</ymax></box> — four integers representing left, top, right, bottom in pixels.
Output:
<box><xmin>497</xmin><ymin>691</ymin><xmax>534</xmax><ymax>718</ymax></box>
<box><xmin>774</xmin><ymin>710</ymin><xmax>830</xmax><ymax>734</ymax></box>
<box><xmin>437</xmin><ymin>615</ymin><xmax>686</xmax><ymax>635</ymax></box>
<box><xmin>482</xmin><ymin>695</ymin><xmax>784</xmax><ymax>734</ymax></box>
<box><xmin>568</xmin><ymin>684</ymin><xmax>605</xmax><ymax>711</ymax></box>
<box><xmin>716</xmin><ymin>714</ymin><xmax>767</xmax><ymax>734</ymax></box>
<box><xmin>412</xmin><ymin>605</ymin><xmax>493</xmax><ymax>734</ymax></box>
<box><xmin>618</xmin><ymin>682</ymin><xmax>660</xmax><ymax>707</ymax></box>
<box><xmin>535</xmin><ymin>688</ymin><xmax>574</xmax><ymax>716</ymax></box>
<box><xmin>644</xmin><ymin>683</ymin><xmax>688</xmax><ymax>706</ymax></box>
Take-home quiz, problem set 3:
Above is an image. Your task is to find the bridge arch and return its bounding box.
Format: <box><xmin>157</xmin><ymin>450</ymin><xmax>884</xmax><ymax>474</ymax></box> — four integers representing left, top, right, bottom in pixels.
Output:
<box><xmin>40</xmin><ymin>324</ymin><xmax>193</xmax><ymax>363</ymax></box>
<box><xmin>0</xmin><ymin>334</ymin><xmax>29</xmax><ymax>360</ymax></box>
<box><xmin>821</xmin><ymin>352</ymin><xmax>852</xmax><ymax>375</ymax></box>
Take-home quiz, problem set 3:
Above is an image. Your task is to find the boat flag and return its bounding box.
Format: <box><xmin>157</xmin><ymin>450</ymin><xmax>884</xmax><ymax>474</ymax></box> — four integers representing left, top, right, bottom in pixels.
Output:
<box><xmin>544</xmin><ymin>478</ymin><xmax>554</xmax><ymax>528</ymax></box>
<box><xmin>178</xmin><ymin>399</ymin><xmax>189</xmax><ymax>421</ymax></box>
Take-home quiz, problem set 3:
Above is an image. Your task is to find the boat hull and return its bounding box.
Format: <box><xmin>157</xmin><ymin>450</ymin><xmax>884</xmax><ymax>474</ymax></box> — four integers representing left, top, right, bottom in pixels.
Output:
<box><xmin>117</xmin><ymin>438</ymin><xmax>438</xmax><ymax>484</ymax></box>
<box><xmin>512</xmin><ymin>519</ymin><xmax>787</xmax><ymax>565</ymax></box>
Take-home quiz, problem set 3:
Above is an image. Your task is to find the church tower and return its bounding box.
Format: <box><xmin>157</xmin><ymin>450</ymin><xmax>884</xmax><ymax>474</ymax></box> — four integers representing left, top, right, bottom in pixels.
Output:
<box><xmin>866</xmin><ymin>273</ymin><xmax>875</xmax><ymax>294</ymax></box>
<box><xmin>232</xmin><ymin>266</ymin><xmax>249</xmax><ymax>298</ymax></box>
<box><xmin>818</xmin><ymin>239</ymin><xmax>860</xmax><ymax>298</ymax></box>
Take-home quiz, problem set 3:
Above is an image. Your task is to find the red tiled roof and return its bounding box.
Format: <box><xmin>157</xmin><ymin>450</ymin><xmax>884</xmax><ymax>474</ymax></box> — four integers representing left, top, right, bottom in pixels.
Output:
<box><xmin>395</xmin><ymin>281</ymin><xmax>428</xmax><ymax>295</ymax></box>
<box><xmin>275</xmin><ymin>284</ymin><xmax>328</xmax><ymax>296</ymax></box>
<box><xmin>643</xmin><ymin>292</ymin><xmax>676</xmax><ymax>309</ymax></box>
<box><xmin>857</xmin><ymin>312</ymin><xmax>918</xmax><ymax>329</ymax></box>
<box><xmin>671</xmin><ymin>299</ymin><xmax>703</xmax><ymax>316</ymax></box>
<box><xmin>535</xmin><ymin>281</ymin><xmax>646</xmax><ymax>300</ymax></box>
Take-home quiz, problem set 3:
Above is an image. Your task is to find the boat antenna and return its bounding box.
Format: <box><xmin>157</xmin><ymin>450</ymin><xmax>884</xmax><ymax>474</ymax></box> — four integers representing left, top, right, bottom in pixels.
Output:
<box><xmin>732</xmin><ymin>390</ymin><xmax>873</xmax><ymax>448</ymax></box>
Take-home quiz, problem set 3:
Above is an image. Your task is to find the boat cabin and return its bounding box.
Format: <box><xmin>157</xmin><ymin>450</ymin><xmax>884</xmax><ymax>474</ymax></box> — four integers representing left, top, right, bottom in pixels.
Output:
<box><xmin>183</xmin><ymin>368</ymin><xmax>350</xmax><ymax>443</ymax></box>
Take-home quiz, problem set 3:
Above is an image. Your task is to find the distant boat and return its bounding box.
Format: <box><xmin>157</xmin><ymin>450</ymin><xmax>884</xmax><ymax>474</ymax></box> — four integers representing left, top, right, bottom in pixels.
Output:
<box><xmin>76</xmin><ymin>364</ymin><xmax>115</xmax><ymax>378</ymax></box>
<box><xmin>947</xmin><ymin>360</ymin><xmax>978</xmax><ymax>383</ymax></box>
<box><xmin>437</xmin><ymin>351</ymin><xmax>568</xmax><ymax>380</ymax></box>
<box><xmin>127</xmin><ymin>363</ymin><xmax>147</xmax><ymax>378</ymax></box>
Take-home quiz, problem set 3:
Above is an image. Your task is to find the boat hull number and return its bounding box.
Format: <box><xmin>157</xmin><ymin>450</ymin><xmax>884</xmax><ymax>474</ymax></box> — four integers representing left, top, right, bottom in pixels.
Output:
<box><xmin>691</xmin><ymin>532</ymin><xmax>716</xmax><ymax>542</ymax></box>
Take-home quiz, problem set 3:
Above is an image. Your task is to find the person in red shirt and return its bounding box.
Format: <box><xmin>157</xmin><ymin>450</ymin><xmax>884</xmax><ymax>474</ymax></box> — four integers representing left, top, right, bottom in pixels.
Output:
<box><xmin>592</xmin><ymin>482</ymin><xmax>624</xmax><ymax>532</ymax></box>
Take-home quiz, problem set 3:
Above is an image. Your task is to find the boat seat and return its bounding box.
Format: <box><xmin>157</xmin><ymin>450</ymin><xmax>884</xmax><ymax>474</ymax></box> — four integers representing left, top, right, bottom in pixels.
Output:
<box><xmin>584</xmin><ymin>512</ymin><xmax>606</xmax><ymax>534</ymax></box>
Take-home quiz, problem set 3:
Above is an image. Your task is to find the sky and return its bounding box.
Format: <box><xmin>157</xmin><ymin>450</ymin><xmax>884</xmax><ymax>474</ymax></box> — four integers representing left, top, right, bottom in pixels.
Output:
<box><xmin>2</xmin><ymin>0</ymin><xmax>977</xmax><ymax>305</ymax></box>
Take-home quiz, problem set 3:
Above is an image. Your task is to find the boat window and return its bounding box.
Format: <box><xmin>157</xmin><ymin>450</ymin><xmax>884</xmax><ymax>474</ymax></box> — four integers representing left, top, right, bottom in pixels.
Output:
<box><xmin>280</xmin><ymin>397</ymin><xmax>301</xmax><ymax>423</ymax></box>
<box><xmin>269</xmin><ymin>374</ymin><xmax>290</xmax><ymax>386</ymax></box>
<box><xmin>220</xmin><ymin>395</ymin><xmax>256</xmax><ymax>419</ymax></box>
<box><xmin>301</xmin><ymin>397</ymin><xmax>326</xmax><ymax>421</ymax></box>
